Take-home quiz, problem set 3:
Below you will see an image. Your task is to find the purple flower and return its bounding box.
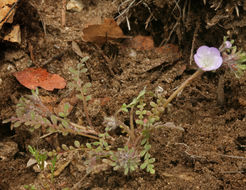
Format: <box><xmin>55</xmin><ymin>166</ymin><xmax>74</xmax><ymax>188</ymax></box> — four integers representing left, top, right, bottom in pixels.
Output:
<box><xmin>224</xmin><ymin>41</ymin><xmax>232</xmax><ymax>49</ymax></box>
<box><xmin>219</xmin><ymin>41</ymin><xmax>232</xmax><ymax>52</ymax></box>
<box><xmin>194</xmin><ymin>46</ymin><xmax>223</xmax><ymax>71</ymax></box>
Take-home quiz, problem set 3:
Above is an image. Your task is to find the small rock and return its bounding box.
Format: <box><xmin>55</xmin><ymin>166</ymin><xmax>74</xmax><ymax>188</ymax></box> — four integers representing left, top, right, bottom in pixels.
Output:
<box><xmin>66</xmin><ymin>0</ymin><xmax>84</xmax><ymax>12</ymax></box>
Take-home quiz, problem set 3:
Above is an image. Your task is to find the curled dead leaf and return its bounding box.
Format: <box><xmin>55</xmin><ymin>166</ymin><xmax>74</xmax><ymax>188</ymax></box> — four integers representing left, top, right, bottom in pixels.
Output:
<box><xmin>0</xmin><ymin>0</ymin><xmax>18</xmax><ymax>29</ymax></box>
<box><xmin>3</xmin><ymin>24</ymin><xmax>21</xmax><ymax>44</ymax></box>
<box><xmin>81</xmin><ymin>18</ymin><xmax>130</xmax><ymax>44</ymax></box>
<box><xmin>13</xmin><ymin>68</ymin><xmax>66</xmax><ymax>91</ymax></box>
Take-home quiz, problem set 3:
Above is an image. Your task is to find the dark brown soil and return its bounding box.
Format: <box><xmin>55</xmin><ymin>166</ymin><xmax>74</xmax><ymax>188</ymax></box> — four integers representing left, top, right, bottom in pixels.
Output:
<box><xmin>1</xmin><ymin>0</ymin><xmax>246</xmax><ymax>189</ymax></box>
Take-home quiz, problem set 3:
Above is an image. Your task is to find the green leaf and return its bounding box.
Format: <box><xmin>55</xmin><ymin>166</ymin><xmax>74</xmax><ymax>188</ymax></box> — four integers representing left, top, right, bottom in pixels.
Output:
<box><xmin>29</xmin><ymin>128</ymin><xmax>35</xmax><ymax>132</ymax></box>
<box><xmin>61</xmin><ymin>144</ymin><xmax>69</xmax><ymax>151</ymax></box>
<box><xmin>76</xmin><ymin>94</ymin><xmax>83</xmax><ymax>100</ymax></box>
<box><xmin>144</xmin><ymin>152</ymin><xmax>150</xmax><ymax>160</ymax></box>
<box><xmin>25</xmin><ymin>121</ymin><xmax>31</xmax><ymax>126</ymax></box>
<box><xmin>86</xmin><ymin>95</ymin><xmax>92</xmax><ymax>101</ymax></box>
<box><xmin>149</xmin><ymin>158</ymin><xmax>155</xmax><ymax>163</ymax></box>
<box><xmin>61</xmin><ymin>120</ymin><xmax>69</xmax><ymax>128</ymax></box>
<box><xmin>64</xmin><ymin>103</ymin><xmax>70</xmax><ymax>112</ymax></box>
<box><xmin>74</xmin><ymin>140</ymin><xmax>80</xmax><ymax>148</ymax></box>
<box><xmin>84</xmin><ymin>82</ymin><xmax>92</xmax><ymax>88</ymax></box>
<box><xmin>81</xmin><ymin>68</ymin><xmax>88</xmax><ymax>73</ymax></box>
<box><xmin>43</xmin><ymin>118</ymin><xmax>51</xmax><ymax>125</ymax></box>
<box><xmin>77</xmin><ymin>63</ymin><xmax>84</xmax><ymax>70</ymax></box>
<box><xmin>69</xmin><ymin>67</ymin><xmax>77</xmax><ymax>74</ymax></box>
<box><xmin>140</xmin><ymin>150</ymin><xmax>146</xmax><ymax>157</ymax></box>
<box><xmin>124</xmin><ymin>167</ymin><xmax>129</xmax><ymax>175</ymax></box>
<box><xmin>30</xmin><ymin>111</ymin><xmax>35</xmax><ymax>120</ymax></box>
<box><xmin>147</xmin><ymin>163</ymin><xmax>154</xmax><ymax>171</ymax></box>
<box><xmin>34</xmin><ymin>124</ymin><xmax>41</xmax><ymax>129</ymax></box>
<box><xmin>130</xmin><ymin>165</ymin><xmax>136</xmax><ymax>172</ymax></box>
<box><xmin>149</xmin><ymin>117</ymin><xmax>156</xmax><ymax>123</ymax></box>
<box><xmin>103</xmin><ymin>141</ymin><xmax>108</xmax><ymax>147</ymax></box>
<box><xmin>136</xmin><ymin>119</ymin><xmax>143</xmax><ymax>125</ymax></box>
<box><xmin>48</xmin><ymin>127</ymin><xmax>56</xmax><ymax>133</ymax></box>
<box><xmin>2</xmin><ymin>119</ymin><xmax>11</xmax><ymax>123</ymax></box>
<box><xmin>110</xmin><ymin>162</ymin><xmax>117</xmax><ymax>167</ymax></box>
<box><xmin>144</xmin><ymin>144</ymin><xmax>151</xmax><ymax>151</ymax></box>
<box><xmin>80</xmin><ymin>56</ymin><xmax>90</xmax><ymax>63</ymax></box>
<box><xmin>58</xmin><ymin>112</ymin><xmax>65</xmax><ymax>117</ymax></box>
<box><xmin>28</xmin><ymin>145</ymin><xmax>35</xmax><ymax>154</ymax></box>
<box><xmin>50</xmin><ymin>115</ymin><xmax>57</xmax><ymax>126</ymax></box>
<box><xmin>140</xmin><ymin>162</ymin><xmax>147</xmax><ymax>169</ymax></box>
<box><xmin>121</xmin><ymin>104</ymin><xmax>128</xmax><ymax>112</ymax></box>
<box><xmin>141</xmin><ymin>138</ymin><xmax>147</xmax><ymax>145</ymax></box>
<box><xmin>136</xmin><ymin>110</ymin><xmax>141</xmax><ymax>115</ymax></box>
<box><xmin>93</xmin><ymin>142</ymin><xmax>100</xmax><ymax>146</ymax></box>
<box><xmin>86</xmin><ymin>143</ymin><xmax>92</xmax><ymax>149</ymax></box>
<box><xmin>69</xmin><ymin>146</ymin><xmax>75</xmax><ymax>150</ymax></box>
<box><xmin>62</xmin><ymin>131</ymin><xmax>68</xmax><ymax>136</ymax></box>
<box><xmin>138</xmin><ymin>87</ymin><xmax>146</xmax><ymax>98</ymax></box>
<box><xmin>47</xmin><ymin>151</ymin><xmax>54</xmax><ymax>157</ymax></box>
<box><xmin>149</xmin><ymin>168</ymin><xmax>155</xmax><ymax>174</ymax></box>
<box><xmin>113</xmin><ymin>165</ymin><xmax>119</xmax><ymax>171</ymax></box>
<box><xmin>14</xmin><ymin>121</ymin><xmax>22</xmax><ymax>128</ymax></box>
<box><xmin>150</xmin><ymin>101</ymin><xmax>157</xmax><ymax>107</ymax></box>
<box><xmin>238</xmin><ymin>64</ymin><xmax>246</xmax><ymax>70</ymax></box>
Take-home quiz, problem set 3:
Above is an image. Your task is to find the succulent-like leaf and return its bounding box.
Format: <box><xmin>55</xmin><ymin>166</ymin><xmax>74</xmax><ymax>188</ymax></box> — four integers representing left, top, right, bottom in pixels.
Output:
<box><xmin>74</xmin><ymin>140</ymin><xmax>81</xmax><ymax>148</ymax></box>
<box><xmin>61</xmin><ymin>144</ymin><xmax>69</xmax><ymax>151</ymax></box>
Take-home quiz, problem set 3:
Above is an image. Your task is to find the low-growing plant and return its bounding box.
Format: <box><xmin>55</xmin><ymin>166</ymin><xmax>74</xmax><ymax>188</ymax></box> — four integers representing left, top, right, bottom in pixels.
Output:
<box><xmin>28</xmin><ymin>145</ymin><xmax>47</xmax><ymax>171</ymax></box>
<box><xmin>24</xmin><ymin>184</ymin><xmax>37</xmax><ymax>190</ymax></box>
<box><xmin>49</xmin><ymin>155</ymin><xmax>57</xmax><ymax>183</ymax></box>
<box><xmin>84</xmin><ymin>87</ymin><xmax>159</xmax><ymax>175</ymax></box>
<box><xmin>4</xmin><ymin>37</ymin><xmax>246</xmax><ymax>180</ymax></box>
<box><xmin>68</xmin><ymin>56</ymin><xmax>93</xmax><ymax>127</ymax></box>
<box><xmin>3</xmin><ymin>58</ymin><xmax>98</xmax><ymax>139</ymax></box>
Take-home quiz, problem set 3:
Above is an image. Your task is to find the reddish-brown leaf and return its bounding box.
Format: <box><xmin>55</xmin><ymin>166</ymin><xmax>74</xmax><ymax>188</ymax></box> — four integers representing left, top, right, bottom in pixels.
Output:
<box><xmin>81</xmin><ymin>18</ymin><xmax>129</xmax><ymax>44</ymax></box>
<box><xmin>126</xmin><ymin>35</ymin><xmax>154</xmax><ymax>50</ymax></box>
<box><xmin>13</xmin><ymin>68</ymin><xmax>66</xmax><ymax>91</ymax></box>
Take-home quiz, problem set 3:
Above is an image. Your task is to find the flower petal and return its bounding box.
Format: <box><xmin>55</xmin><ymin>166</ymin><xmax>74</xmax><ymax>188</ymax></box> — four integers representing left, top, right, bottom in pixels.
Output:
<box><xmin>194</xmin><ymin>45</ymin><xmax>223</xmax><ymax>71</ymax></box>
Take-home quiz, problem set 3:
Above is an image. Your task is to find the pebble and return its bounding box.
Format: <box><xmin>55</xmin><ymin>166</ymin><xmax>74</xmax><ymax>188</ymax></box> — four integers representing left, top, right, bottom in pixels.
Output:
<box><xmin>66</xmin><ymin>0</ymin><xmax>84</xmax><ymax>12</ymax></box>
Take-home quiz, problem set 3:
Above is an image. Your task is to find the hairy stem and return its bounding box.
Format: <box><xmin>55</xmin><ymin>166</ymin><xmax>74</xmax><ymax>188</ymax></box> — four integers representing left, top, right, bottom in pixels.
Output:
<box><xmin>129</xmin><ymin>106</ymin><xmax>135</xmax><ymax>140</ymax></box>
<box><xmin>163</xmin><ymin>69</ymin><xmax>204</xmax><ymax>109</ymax></box>
<box><xmin>80</xmin><ymin>91</ymin><xmax>92</xmax><ymax>127</ymax></box>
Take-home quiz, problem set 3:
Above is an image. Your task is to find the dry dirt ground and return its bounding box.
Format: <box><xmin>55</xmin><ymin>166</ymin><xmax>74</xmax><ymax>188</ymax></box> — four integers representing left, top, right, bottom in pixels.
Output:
<box><xmin>1</xmin><ymin>0</ymin><xmax>246</xmax><ymax>189</ymax></box>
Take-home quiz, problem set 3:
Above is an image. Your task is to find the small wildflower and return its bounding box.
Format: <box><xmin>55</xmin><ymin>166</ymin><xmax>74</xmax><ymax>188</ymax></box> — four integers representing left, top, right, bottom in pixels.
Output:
<box><xmin>194</xmin><ymin>46</ymin><xmax>223</xmax><ymax>71</ymax></box>
<box><xmin>219</xmin><ymin>41</ymin><xmax>232</xmax><ymax>52</ymax></box>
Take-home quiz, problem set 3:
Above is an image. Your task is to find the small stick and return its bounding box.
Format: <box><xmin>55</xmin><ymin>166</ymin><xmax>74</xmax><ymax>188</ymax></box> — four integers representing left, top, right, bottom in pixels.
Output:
<box><xmin>71</xmin><ymin>172</ymin><xmax>90</xmax><ymax>190</ymax></box>
<box><xmin>28</xmin><ymin>42</ymin><xmax>35</xmax><ymax>65</ymax></box>
<box><xmin>129</xmin><ymin>106</ymin><xmax>136</xmax><ymax>140</ymax></box>
<box><xmin>217</xmin><ymin>74</ymin><xmax>225</xmax><ymax>105</ymax></box>
<box><xmin>41</xmin><ymin>50</ymin><xmax>68</xmax><ymax>67</ymax></box>
<box><xmin>80</xmin><ymin>91</ymin><xmax>93</xmax><ymax>127</ymax></box>
<box><xmin>159</xmin><ymin>22</ymin><xmax>179</xmax><ymax>47</ymax></box>
<box><xmin>189</xmin><ymin>21</ymin><xmax>199</xmax><ymax>65</ymax></box>
<box><xmin>62</xmin><ymin>0</ymin><xmax>66</xmax><ymax>27</ymax></box>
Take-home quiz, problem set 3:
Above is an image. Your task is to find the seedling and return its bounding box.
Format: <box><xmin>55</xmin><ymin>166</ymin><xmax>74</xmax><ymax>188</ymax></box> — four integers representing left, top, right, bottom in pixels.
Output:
<box><xmin>28</xmin><ymin>145</ymin><xmax>47</xmax><ymax>171</ymax></box>
<box><xmin>49</xmin><ymin>155</ymin><xmax>57</xmax><ymax>183</ymax></box>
